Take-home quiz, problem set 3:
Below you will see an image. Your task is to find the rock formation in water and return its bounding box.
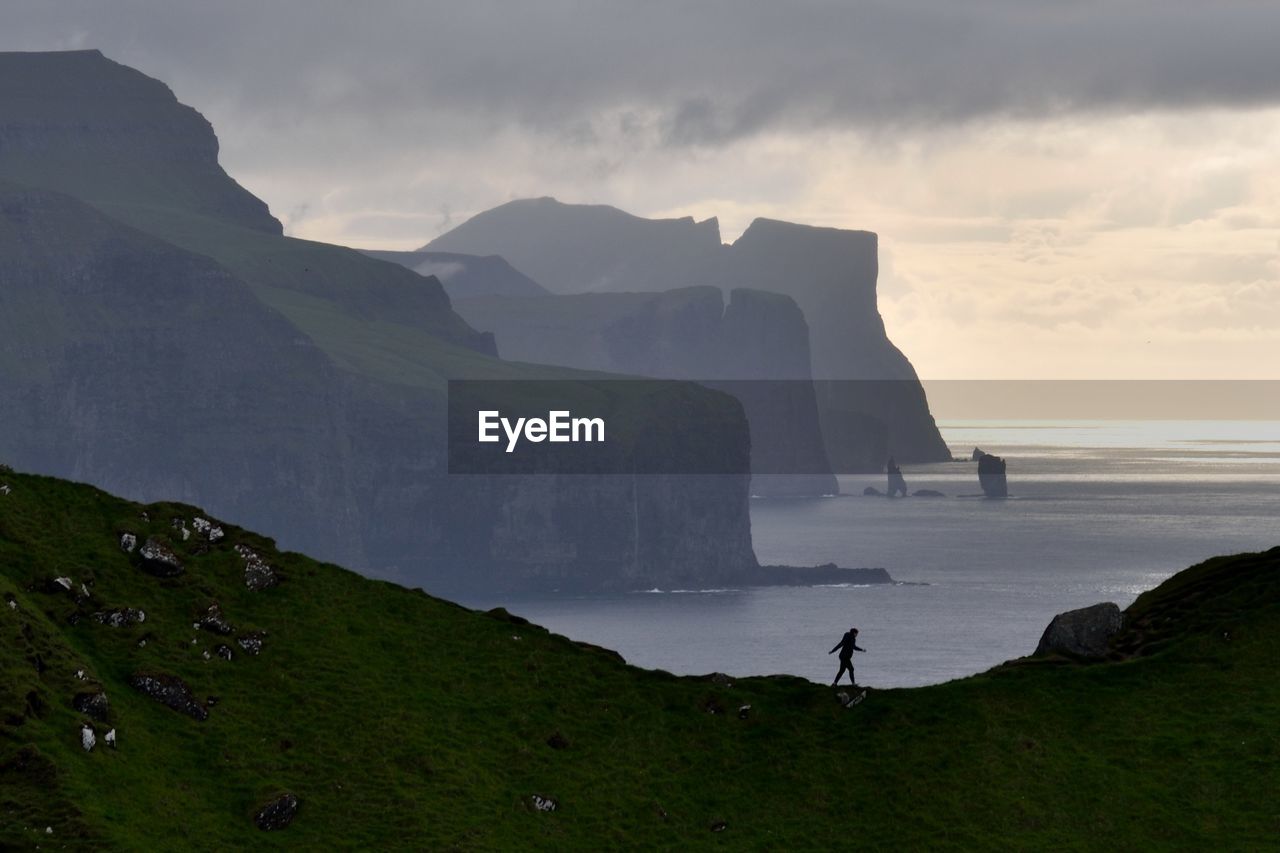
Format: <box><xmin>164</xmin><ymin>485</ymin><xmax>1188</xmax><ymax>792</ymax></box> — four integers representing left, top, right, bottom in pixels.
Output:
<box><xmin>974</xmin><ymin>450</ymin><xmax>1009</xmax><ymax>498</ymax></box>
<box><xmin>423</xmin><ymin>197</ymin><xmax>950</xmax><ymax>467</ymax></box>
<box><xmin>886</xmin><ymin>457</ymin><xmax>909</xmax><ymax>498</ymax></box>
<box><xmin>0</xmin><ymin>50</ymin><xmax>758</xmax><ymax>594</ymax></box>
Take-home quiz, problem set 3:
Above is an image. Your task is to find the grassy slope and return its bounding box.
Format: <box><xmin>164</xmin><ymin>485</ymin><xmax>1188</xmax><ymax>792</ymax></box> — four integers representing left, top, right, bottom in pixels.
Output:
<box><xmin>2</xmin><ymin>469</ymin><xmax>1277</xmax><ymax>850</ymax></box>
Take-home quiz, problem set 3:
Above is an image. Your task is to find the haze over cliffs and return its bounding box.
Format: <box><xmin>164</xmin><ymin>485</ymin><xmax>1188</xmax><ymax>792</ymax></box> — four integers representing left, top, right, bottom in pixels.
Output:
<box><xmin>0</xmin><ymin>50</ymin><xmax>757</xmax><ymax>594</ymax></box>
<box><xmin>425</xmin><ymin>197</ymin><xmax>950</xmax><ymax>465</ymax></box>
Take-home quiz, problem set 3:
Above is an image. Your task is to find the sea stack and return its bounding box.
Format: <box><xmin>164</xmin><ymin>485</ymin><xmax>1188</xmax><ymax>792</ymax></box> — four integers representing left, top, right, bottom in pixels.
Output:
<box><xmin>973</xmin><ymin>449</ymin><xmax>1009</xmax><ymax>498</ymax></box>
<box><xmin>886</xmin><ymin>457</ymin><xmax>908</xmax><ymax>498</ymax></box>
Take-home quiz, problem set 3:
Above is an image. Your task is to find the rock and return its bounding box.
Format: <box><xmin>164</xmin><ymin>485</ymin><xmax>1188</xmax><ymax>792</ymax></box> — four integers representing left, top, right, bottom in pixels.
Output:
<box><xmin>119</xmin><ymin>532</ymin><xmax>137</xmax><ymax>552</ymax></box>
<box><xmin>138</xmin><ymin>538</ymin><xmax>183</xmax><ymax>577</ymax></box>
<box><xmin>72</xmin><ymin>691</ymin><xmax>109</xmax><ymax>722</ymax></box>
<box><xmin>127</xmin><ymin>672</ymin><xmax>208</xmax><ymax>721</ymax></box>
<box><xmin>913</xmin><ymin>489</ymin><xmax>945</xmax><ymax>497</ymax></box>
<box><xmin>708</xmin><ymin>672</ymin><xmax>733</xmax><ymax>687</ymax></box>
<box><xmin>235</xmin><ymin>545</ymin><xmax>278</xmax><ymax>591</ymax></box>
<box><xmin>53</xmin><ymin>576</ymin><xmax>73</xmax><ymax>592</ymax></box>
<box><xmin>104</xmin><ymin>728</ymin><xmax>116</xmax><ymax>748</ymax></box>
<box><xmin>171</xmin><ymin>517</ymin><xmax>191</xmax><ymax>541</ymax></box>
<box><xmin>191</xmin><ymin>517</ymin><xmax>226</xmax><ymax>542</ymax></box>
<box><xmin>737</xmin><ymin>704</ymin><xmax>751</xmax><ymax>720</ymax></box>
<box><xmin>528</xmin><ymin>795</ymin><xmax>558</xmax><ymax>813</ymax></box>
<box><xmin>975</xmin><ymin>451</ymin><xmax>1009</xmax><ymax>498</ymax></box>
<box><xmin>194</xmin><ymin>603</ymin><xmax>234</xmax><ymax>635</ymax></box>
<box><xmin>863</xmin><ymin>486</ymin><xmax>883</xmax><ymax>496</ymax></box>
<box><xmin>79</xmin><ymin>724</ymin><xmax>95</xmax><ymax>752</ymax></box>
<box><xmin>710</xmin><ymin>820</ymin><xmax>727</xmax><ymax>832</ymax></box>
<box><xmin>214</xmin><ymin>644</ymin><xmax>233</xmax><ymax>661</ymax></box>
<box><xmin>485</xmin><ymin>607</ymin><xmax>529</xmax><ymax>625</ymax></box>
<box><xmin>546</xmin><ymin>731</ymin><xmax>570</xmax><ymax>750</ymax></box>
<box><xmin>253</xmin><ymin>793</ymin><xmax>300</xmax><ymax>831</ymax></box>
<box><xmin>93</xmin><ymin>607</ymin><xmax>146</xmax><ymax>628</ymax></box>
<box><xmin>236</xmin><ymin>631</ymin><xmax>265</xmax><ymax>656</ymax></box>
<box><xmin>971</xmin><ymin>447</ymin><xmax>986</xmax><ymax>462</ymax></box>
<box><xmin>702</xmin><ymin>697</ymin><xmax>725</xmax><ymax>715</ymax></box>
<box><xmin>836</xmin><ymin>691</ymin><xmax>850</xmax><ymax>706</ymax></box>
<box><xmin>886</xmin><ymin>458</ymin><xmax>908</xmax><ymax>498</ymax></box>
<box><xmin>1035</xmin><ymin>602</ymin><xmax>1124</xmax><ymax>659</ymax></box>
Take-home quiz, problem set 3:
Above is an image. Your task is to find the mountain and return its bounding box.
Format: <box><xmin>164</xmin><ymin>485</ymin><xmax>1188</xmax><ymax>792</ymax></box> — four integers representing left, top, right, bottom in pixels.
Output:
<box><xmin>0</xmin><ymin>50</ymin><xmax>279</xmax><ymax>235</ymax></box>
<box><xmin>2</xmin><ymin>469</ymin><xmax>1277</xmax><ymax>847</ymax></box>
<box><xmin>0</xmin><ymin>50</ymin><xmax>757</xmax><ymax>594</ymax></box>
<box><xmin>425</xmin><ymin>198</ymin><xmax>950</xmax><ymax>465</ymax></box>
<box><xmin>361</xmin><ymin>249</ymin><xmax>552</xmax><ymax>299</ymax></box>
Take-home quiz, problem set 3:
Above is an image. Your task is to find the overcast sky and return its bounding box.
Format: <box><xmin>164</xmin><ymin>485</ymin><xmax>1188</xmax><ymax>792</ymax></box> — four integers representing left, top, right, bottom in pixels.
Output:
<box><xmin>7</xmin><ymin>1</ymin><xmax>1279</xmax><ymax>378</ymax></box>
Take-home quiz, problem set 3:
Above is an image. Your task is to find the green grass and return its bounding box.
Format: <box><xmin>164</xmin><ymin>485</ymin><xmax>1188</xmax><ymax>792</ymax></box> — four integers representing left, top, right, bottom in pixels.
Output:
<box><xmin>2</xmin><ymin>468</ymin><xmax>1277</xmax><ymax>850</ymax></box>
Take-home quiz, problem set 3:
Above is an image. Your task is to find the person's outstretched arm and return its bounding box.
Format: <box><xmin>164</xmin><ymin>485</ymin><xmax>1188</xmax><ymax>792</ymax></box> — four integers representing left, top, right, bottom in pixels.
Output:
<box><xmin>853</xmin><ymin>643</ymin><xmax>866</xmax><ymax>652</ymax></box>
<box><xmin>829</xmin><ymin>640</ymin><xmax>842</xmax><ymax>654</ymax></box>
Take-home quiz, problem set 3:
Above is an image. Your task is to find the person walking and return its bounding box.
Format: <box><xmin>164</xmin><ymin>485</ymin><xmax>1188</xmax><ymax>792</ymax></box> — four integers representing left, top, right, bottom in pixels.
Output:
<box><xmin>829</xmin><ymin>626</ymin><xmax>866</xmax><ymax>686</ymax></box>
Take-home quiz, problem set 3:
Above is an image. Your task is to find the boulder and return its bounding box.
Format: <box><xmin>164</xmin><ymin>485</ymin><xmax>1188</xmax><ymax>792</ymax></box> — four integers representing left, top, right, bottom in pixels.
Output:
<box><xmin>863</xmin><ymin>486</ymin><xmax>883</xmax><ymax>496</ymax></box>
<box><xmin>913</xmin><ymin>489</ymin><xmax>945</xmax><ymax>497</ymax></box>
<box><xmin>119</xmin><ymin>532</ymin><xmax>137</xmax><ymax>553</ymax></box>
<box><xmin>93</xmin><ymin>607</ymin><xmax>146</xmax><ymax>628</ymax></box>
<box><xmin>72</xmin><ymin>691</ymin><xmax>109</xmax><ymax>722</ymax></box>
<box><xmin>79</xmin><ymin>724</ymin><xmax>96</xmax><ymax>752</ymax></box>
<box><xmin>138</xmin><ymin>538</ymin><xmax>183</xmax><ymax>577</ymax></box>
<box><xmin>235</xmin><ymin>545</ymin><xmax>278</xmax><ymax>591</ymax></box>
<box><xmin>127</xmin><ymin>672</ymin><xmax>208</xmax><ymax>721</ymax></box>
<box><xmin>194</xmin><ymin>603</ymin><xmax>235</xmax><ymax>635</ymax></box>
<box><xmin>253</xmin><ymin>793</ymin><xmax>300</xmax><ymax>831</ymax></box>
<box><xmin>236</xmin><ymin>631</ymin><xmax>266</xmax><ymax>656</ymax></box>
<box><xmin>1035</xmin><ymin>602</ymin><xmax>1124</xmax><ymax>659</ymax></box>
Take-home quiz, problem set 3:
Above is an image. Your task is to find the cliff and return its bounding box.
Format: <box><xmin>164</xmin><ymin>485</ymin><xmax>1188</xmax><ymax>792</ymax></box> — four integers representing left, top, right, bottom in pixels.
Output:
<box><xmin>0</xmin><ymin>51</ymin><xmax>758</xmax><ymax>593</ymax></box>
<box><xmin>425</xmin><ymin>198</ymin><xmax>950</xmax><ymax>466</ymax></box>
<box><xmin>0</xmin><ymin>50</ymin><xmax>279</xmax><ymax>234</ymax></box>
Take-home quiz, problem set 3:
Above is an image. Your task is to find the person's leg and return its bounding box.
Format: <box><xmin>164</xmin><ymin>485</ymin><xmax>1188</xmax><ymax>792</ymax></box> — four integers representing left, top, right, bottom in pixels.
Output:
<box><xmin>833</xmin><ymin>661</ymin><xmax>849</xmax><ymax>686</ymax></box>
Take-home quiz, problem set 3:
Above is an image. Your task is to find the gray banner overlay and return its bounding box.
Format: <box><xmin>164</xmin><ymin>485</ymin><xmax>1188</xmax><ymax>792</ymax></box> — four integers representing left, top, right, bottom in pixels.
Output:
<box><xmin>448</xmin><ymin>379</ymin><xmax>1279</xmax><ymax>476</ymax></box>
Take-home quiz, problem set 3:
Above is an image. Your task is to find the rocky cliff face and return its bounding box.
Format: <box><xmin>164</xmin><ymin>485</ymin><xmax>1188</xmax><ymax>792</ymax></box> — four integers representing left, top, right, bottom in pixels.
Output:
<box><xmin>0</xmin><ymin>50</ymin><xmax>279</xmax><ymax>234</ymax></box>
<box><xmin>0</xmin><ymin>51</ymin><xmax>758</xmax><ymax>593</ymax></box>
<box><xmin>425</xmin><ymin>198</ymin><xmax>950</xmax><ymax>466</ymax></box>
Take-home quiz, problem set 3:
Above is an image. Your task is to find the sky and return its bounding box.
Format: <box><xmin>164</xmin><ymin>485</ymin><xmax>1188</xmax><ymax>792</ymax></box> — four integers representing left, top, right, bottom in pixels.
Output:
<box><xmin>6</xmin><ymin>1</ymin><xmax>1279</xmax><ymax>379</ymax></box>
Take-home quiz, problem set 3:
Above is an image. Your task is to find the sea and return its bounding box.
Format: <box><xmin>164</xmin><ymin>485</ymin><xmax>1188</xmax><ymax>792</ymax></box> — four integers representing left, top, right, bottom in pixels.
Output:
<box><xmin>463</xmin><ymin>420</ymin><xmax>1280</xmax><ymax>688</ymax></box>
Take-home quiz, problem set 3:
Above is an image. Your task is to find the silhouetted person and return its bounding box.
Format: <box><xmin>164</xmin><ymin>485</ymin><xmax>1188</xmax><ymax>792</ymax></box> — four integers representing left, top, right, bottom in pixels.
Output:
<box><xmin>829</xmin><ymin>627</ymin><xmax>866</xmax><ymax>686</ymax></box>
<box><xmin>886</xmin><ymin>457</ymin><xmax>908</xmax><ymax>498</ymax></box>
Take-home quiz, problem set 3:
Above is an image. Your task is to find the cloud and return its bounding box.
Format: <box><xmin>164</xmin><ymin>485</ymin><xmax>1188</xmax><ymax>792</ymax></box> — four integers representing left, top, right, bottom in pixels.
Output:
<box><xmin>7</xmin><ymin>1</ymin><xmax>1280</xmax><ymax>144</ymax></box>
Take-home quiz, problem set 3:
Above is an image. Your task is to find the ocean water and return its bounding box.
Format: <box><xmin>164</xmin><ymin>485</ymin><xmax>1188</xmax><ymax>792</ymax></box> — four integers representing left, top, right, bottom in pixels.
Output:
<box><xmin>464</xmin><ymin>420</ymin><xmax>1280</xmax><ymax>688</ymax></box>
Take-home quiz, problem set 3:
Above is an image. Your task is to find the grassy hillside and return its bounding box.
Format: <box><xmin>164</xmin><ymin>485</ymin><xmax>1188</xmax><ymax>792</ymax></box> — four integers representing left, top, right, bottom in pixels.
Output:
<box><xmin>2</xmin><ymin>468</ymin><xmax>1277</xmax><ymax>849</ymax></box>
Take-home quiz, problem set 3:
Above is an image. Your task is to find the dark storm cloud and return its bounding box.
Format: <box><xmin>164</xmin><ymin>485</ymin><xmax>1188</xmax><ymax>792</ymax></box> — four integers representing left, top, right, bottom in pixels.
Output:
<box><xmin>6</xmin><ymin>0</ymin><xmax>1280</xmax><ymax>146</ymax></box>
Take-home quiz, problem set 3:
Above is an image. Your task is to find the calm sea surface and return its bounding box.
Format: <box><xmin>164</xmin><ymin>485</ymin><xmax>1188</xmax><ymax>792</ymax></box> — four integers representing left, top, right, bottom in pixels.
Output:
<box><xmin>462</xmin><ymin>420</ymin><xmax>1280</xmax><ymax>687</ymax></box>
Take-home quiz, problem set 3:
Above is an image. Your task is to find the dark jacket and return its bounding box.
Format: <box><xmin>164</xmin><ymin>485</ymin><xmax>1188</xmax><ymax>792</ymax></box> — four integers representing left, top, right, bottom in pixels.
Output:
<box><xmin>830</xmin><ymin>631</ymin><xmax>865</xmax><ymax>660</ymax></box>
